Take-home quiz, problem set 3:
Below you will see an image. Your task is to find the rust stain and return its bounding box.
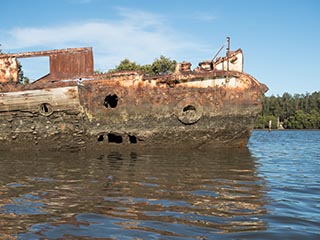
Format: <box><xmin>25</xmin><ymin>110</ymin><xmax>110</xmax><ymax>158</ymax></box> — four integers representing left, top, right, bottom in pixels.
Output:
<box><xmin>0</xmin><ymin>57</ymin><xmax>19</xmax><ymax>83</ymax></box>
<box><xmin>65</xmin><ymin>88</ymin><xmax>78</xmax><ymax>99</ymax></box>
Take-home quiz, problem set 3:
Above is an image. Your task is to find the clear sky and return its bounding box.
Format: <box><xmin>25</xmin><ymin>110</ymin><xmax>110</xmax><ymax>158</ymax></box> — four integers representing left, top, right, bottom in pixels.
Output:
<box><xmin>1</xmin><ymin>0</ymin><xmax>319</xmax><ymax>96</ymax></box>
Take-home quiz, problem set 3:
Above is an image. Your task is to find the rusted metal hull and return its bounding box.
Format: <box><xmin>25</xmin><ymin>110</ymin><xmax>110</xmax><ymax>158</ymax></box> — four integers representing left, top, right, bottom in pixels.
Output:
<box><xmin>0</xmin><ymin>73</ymin><xmax>267</xmax><ymax>150</ymax></box>
<box><xmin>0</xmin><ymin>46</ymin><xmax>268</xmax><ymax>150</ymax></box>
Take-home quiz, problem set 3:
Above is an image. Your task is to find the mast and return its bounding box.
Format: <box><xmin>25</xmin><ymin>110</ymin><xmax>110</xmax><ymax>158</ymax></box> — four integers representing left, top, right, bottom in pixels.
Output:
<box><xmin>226</xmin><ymin>36</ymin><xmax>230</xmax><ymax>71</ymax></box>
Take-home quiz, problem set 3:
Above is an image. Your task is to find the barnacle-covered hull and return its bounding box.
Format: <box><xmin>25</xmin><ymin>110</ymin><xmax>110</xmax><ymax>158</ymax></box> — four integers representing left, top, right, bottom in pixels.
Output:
<box><xmin>0</xmin><ymin>46</ymin><xmax>268</xmax><ymax>150</ymax></box>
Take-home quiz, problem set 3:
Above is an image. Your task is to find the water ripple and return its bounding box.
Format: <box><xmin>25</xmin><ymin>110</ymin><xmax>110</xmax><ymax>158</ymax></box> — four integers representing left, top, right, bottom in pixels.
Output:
<box><xmin>0</xmin><ymin>131</ymin><xmax>319</xmax><ymax>239</ymax></box>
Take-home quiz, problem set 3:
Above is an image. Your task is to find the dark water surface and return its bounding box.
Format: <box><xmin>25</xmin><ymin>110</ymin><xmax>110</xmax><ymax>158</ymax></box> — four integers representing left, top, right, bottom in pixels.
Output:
<box><xmin>0</xmin><ymin>130</ymin><xmax>319</xmax><ymax>239</ymax></box>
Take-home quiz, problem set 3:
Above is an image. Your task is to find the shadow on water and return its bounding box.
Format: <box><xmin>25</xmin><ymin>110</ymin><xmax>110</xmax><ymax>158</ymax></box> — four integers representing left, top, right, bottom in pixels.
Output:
<box><xmin>0</xmin><ymin>147</ymin><xmax>268</xmax><ymax>239</ymax></box>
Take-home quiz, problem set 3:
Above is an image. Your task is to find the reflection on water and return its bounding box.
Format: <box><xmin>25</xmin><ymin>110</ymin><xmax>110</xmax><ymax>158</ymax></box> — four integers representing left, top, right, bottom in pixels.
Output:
<box><xmin>0</xmin><ymin>147</ymin><xmax>267</xmax><ymax>239</ymax></box>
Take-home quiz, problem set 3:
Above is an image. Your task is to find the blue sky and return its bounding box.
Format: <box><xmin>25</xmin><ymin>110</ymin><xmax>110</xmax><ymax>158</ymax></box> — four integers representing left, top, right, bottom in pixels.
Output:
<box><xmin>1</xmin><ymin>0</ymin><xmax>319</xmax><ymax>96</ymax></box>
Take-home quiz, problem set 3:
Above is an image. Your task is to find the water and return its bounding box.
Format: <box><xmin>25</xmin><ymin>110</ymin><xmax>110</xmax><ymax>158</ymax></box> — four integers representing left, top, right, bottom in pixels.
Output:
<box><xmin>0</xmin><ymin>130</ymin><xmax>319</xmax><ymax>239</ymax></box>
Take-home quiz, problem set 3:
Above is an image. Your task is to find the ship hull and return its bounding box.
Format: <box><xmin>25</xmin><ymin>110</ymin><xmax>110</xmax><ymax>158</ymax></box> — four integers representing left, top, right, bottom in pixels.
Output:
<box><xmin>0</xmin><ymin>71</ymin><xmax>267</xmax><ymax>150</ymax></box>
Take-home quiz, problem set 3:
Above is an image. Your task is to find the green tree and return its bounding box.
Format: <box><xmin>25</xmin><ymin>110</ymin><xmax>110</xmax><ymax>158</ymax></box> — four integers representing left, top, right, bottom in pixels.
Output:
<box><xmin>94</xmin><ymin>69</ymin><xmax>105</xmax><ymax>74</ymax></box>
<box><xmin>17</xmin><ymin>62</ymin><xmax>30</xmax><ymax>84</ymax></box>
<box><xmin>309</xmin><ymin>109</ymin><xmax>320</xmax><ymax>128</ymax></box>
<box><xmin>109</xmin><ymin>59</ymin><xmax>141</xmax><ymax>73</ymax></box>
<box><xmin>108</xmin><ymin>56</ymin><xmax>177</xmax><ymax>76</ymax></box>
<box><xmin>149</xmin><ymin>55</ymin><xmax>177</xmax><ymax>75</ymax></box>
<box><xmin>140</xmin><ymin>64</ymin><xmax>152</xmax><ymax>75</ymax></box>
<box><xmin>254</xmin><ymin>115</ymin><xmax>266</xmax><ymax>129</ymax></box>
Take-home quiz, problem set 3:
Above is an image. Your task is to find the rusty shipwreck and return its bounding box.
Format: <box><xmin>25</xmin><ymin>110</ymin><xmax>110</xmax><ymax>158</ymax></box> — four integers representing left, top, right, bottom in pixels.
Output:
<box><xmin>0</xmin><ymin>39</ymin><xmax>268</xmax><ymax>149</ymax></box>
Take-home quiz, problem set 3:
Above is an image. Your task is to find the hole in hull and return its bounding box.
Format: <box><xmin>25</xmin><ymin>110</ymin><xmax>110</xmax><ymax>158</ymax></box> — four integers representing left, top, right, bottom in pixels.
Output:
<box><xmin>183</xmin><ymin>105</ymin><xmax>196</xmax><ymax>112</ymax></box>
<box><xmin>97</xmin><ymin>134</ymin><xmax>104</xmax><ymax>142</ymax></box>
<box><xmin>108</xmin><ymin>133</ymin><xmax>123</xmax><ymax>143</ymax></box>
<box><xmin>39</xmin><ymin>103</ymin><xmax>53</xmax><ymax>116</ymax></box>
<box><xmin>104</xmin><ymin>94</ymin><xmax>118</xmax><ymax>108</ymax></box>
<box><xmin>129</xmin><ymin>135</ymin><xmax>137</xmax><ymax>144</ymax></box>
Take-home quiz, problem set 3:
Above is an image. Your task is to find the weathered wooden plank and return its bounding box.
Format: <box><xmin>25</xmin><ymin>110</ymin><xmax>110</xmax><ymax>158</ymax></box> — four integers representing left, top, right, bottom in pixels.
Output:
<box><xmin>0</xmin><ymin>86</ymin><xmax>81</xmax><ymax>113</ymax></box>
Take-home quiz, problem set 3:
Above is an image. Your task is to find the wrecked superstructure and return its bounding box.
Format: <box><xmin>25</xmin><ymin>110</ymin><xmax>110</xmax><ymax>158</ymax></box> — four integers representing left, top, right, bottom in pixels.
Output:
<box><xmin>0</xmin><ymin>39</ymin><xmax>268</xmax><ymax>150</ymax></box>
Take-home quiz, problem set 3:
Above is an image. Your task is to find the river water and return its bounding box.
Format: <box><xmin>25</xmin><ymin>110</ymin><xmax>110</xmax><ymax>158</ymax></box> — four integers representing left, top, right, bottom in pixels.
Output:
<box><xmin>0</xmin><ymin>130</ymin><xmax>319</xmax><ymax>239</ymax></box>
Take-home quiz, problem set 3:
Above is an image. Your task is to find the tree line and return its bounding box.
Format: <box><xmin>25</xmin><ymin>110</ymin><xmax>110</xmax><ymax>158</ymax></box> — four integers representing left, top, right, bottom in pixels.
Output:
<box><xmin>255</xmin><ymin>92</ymin><xmax>320</xmax><ymax>129</ymax></box>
